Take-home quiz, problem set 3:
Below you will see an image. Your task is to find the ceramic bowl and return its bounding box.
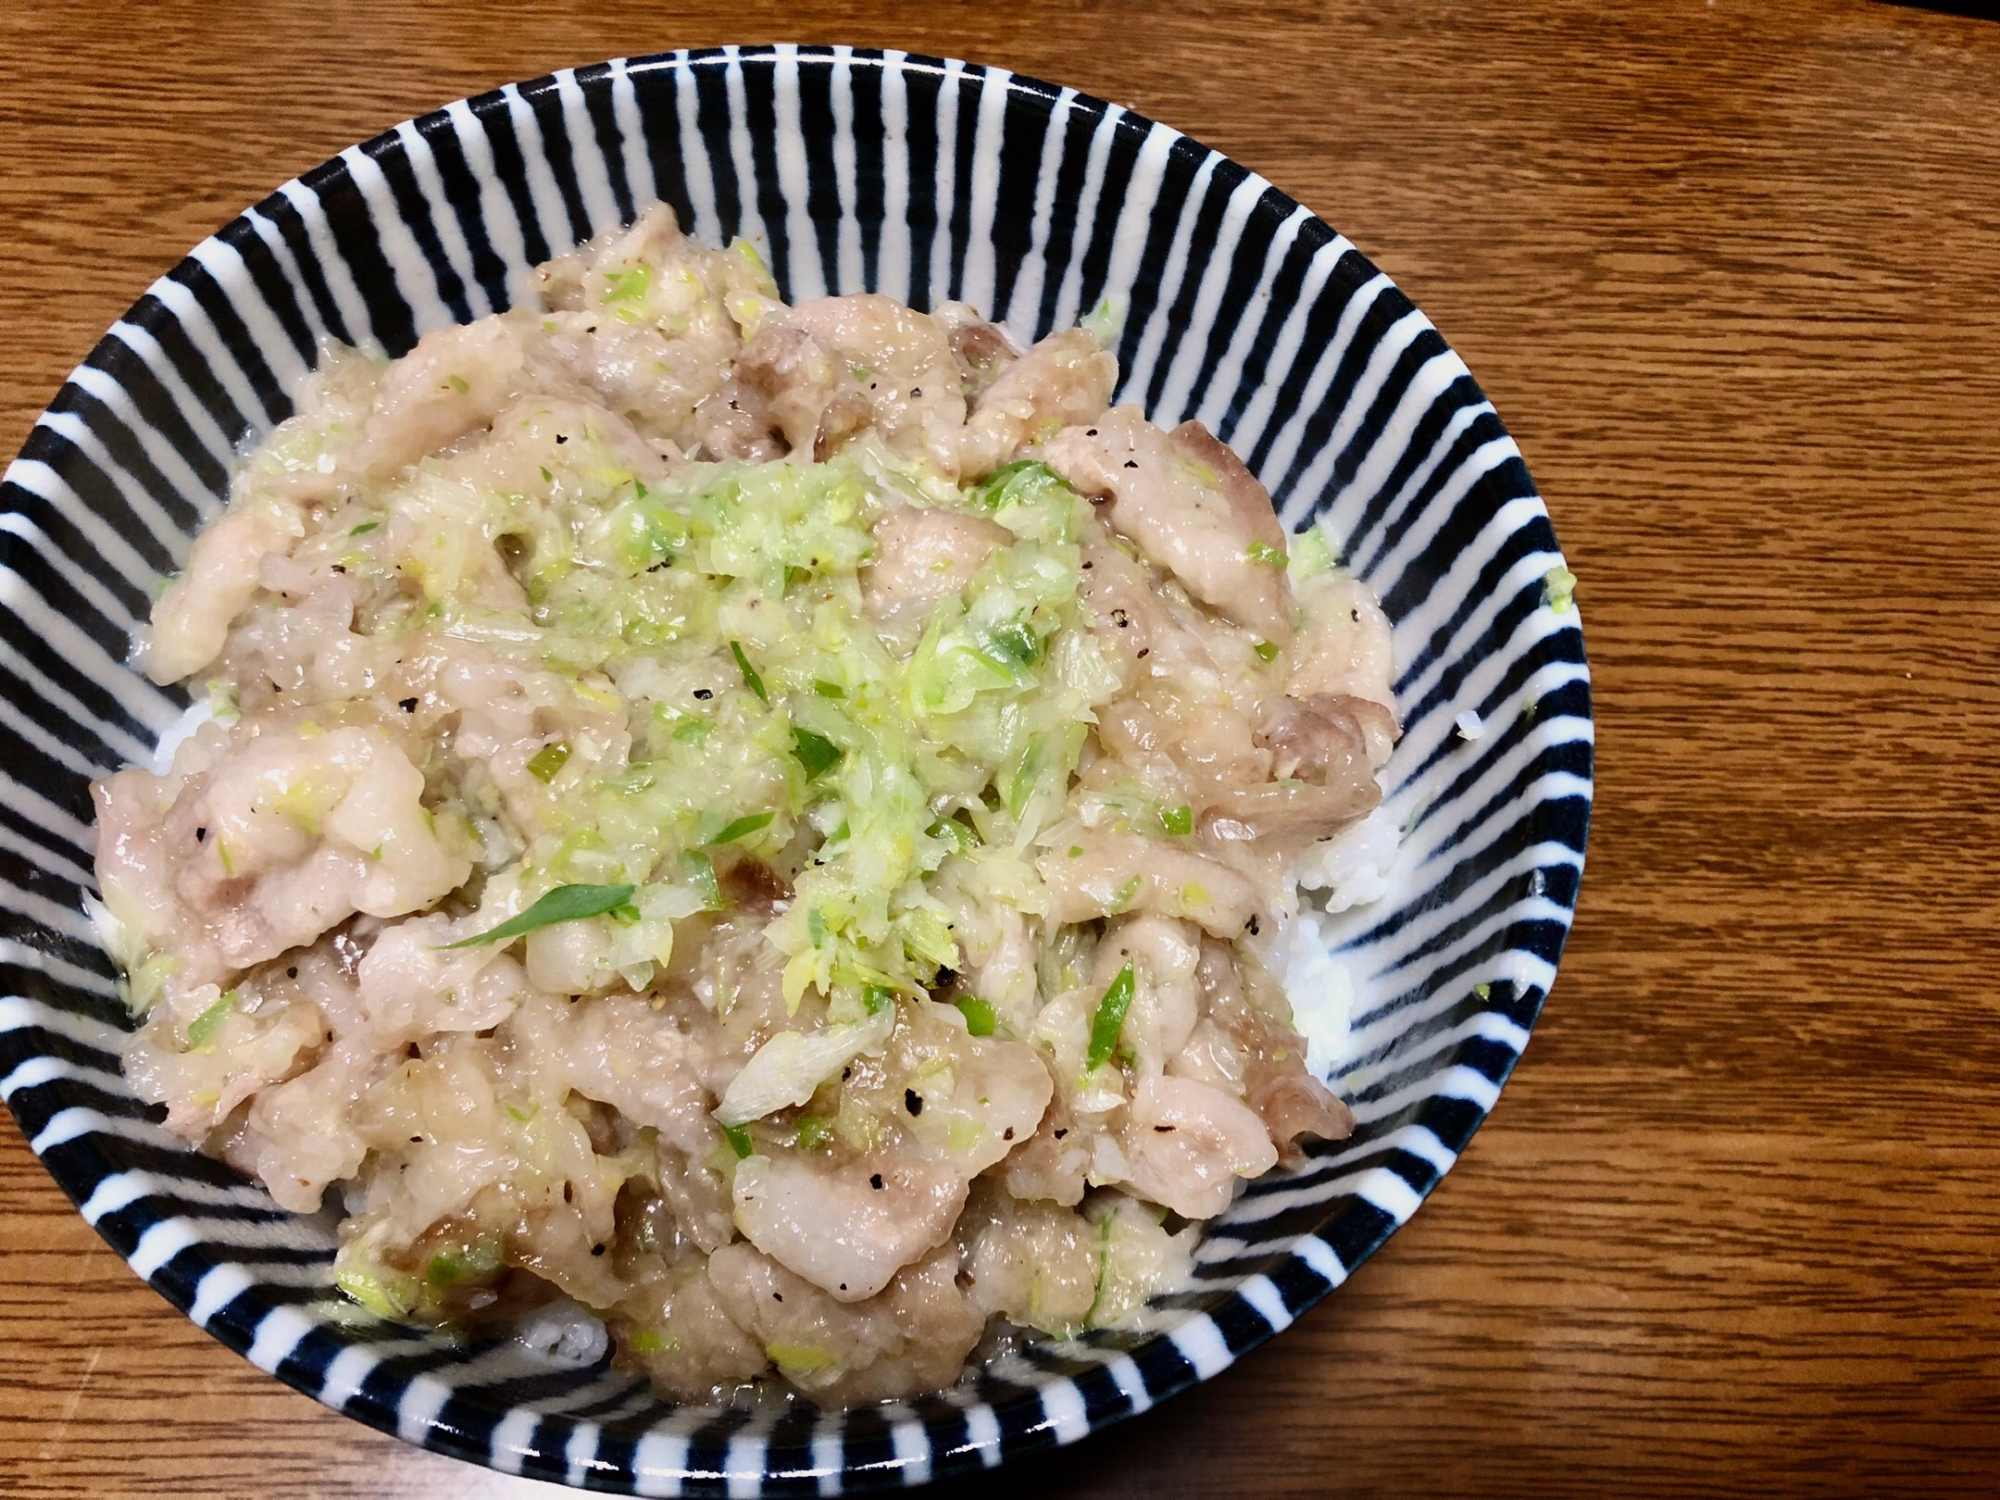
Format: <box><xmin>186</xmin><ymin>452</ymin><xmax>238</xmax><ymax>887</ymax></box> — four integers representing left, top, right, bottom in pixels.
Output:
<box><xmin>0</xmin><ymin>46</ymin><xmax>1591</xmax><ymax>1493</ymax></box>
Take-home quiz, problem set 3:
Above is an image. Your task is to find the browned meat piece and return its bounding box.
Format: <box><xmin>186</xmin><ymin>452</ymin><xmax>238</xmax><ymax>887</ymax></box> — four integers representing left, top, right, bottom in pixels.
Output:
<box><xmin>933</xmin><ymin>300</ymin><xmax>1020</xmax><ymax>397</ymax></box>
<box><xmin>809</xmin><ymin>391</ymin><xmax>873</xmax><ymax>461</ymax></box>
<box><xmin>961</xmin><ymin>328</ymin><xmax>1118</xmax><ymax>478</ymax></box>
<box><xmin>691</xmin><ymin>377</ymin><xmax>785</xmax><ymax>461</ymax></box>
<box><xmin>1036</xmin><ymin>828</ymin><xmax>1260</xmax><ymax>937</ymax></box>
<box><xmin>1042</xmin><ymin>406</ymin><xmax>1293</xmax><ymax>639</ymax></box>
<box><xmin>1203</xmin><ymin>778</ymin><xmax>1380</xmax><ymax>850</ymax></box>
<box><xmin>1076</xmin><ymin>531</ymin><xmax>1220</xmax><ymax>687</ymax></box>
<box><xmin>1168</xmin><ymin>419</ymin><xmax>1287</xmax><ymax>553</ymax></box>
<box><xmin>1192</xmin><ymin>939</ymin><xmax>1354</xmax><ymax>1163</ymax></box>
<box><xmin>860</xmin><ymin>506</ymin><xmax>1014</xmax><ymax>653</ymax></box>
<box><xmin>736</xmin><ymin>323</ymin><xmax>843</xmax><ymax>454</ymax></box>
<box><xmin>790</xmin><ymin>294</ymin><xmax>968</xmax><ymax>471</ymax></box>
<box><xmin>1256</xmin><ymin>693</ymin><xmax>1396</xmax><ymax>786</ymax></box>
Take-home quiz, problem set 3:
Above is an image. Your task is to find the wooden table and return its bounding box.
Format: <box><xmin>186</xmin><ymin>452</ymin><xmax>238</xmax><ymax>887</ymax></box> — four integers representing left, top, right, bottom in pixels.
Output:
<box><xmin>4</xmin><ymin>1</ymin><xmax>1997</xmax><ymax>1494</ymax></box>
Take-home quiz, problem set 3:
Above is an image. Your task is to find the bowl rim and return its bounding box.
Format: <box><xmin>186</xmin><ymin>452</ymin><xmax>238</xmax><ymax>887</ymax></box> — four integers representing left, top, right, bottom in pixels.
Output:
<box><xmin>0</xmin><ymin>42</ymin><xmax>1592</xmax><ymax>1494</ymax></box>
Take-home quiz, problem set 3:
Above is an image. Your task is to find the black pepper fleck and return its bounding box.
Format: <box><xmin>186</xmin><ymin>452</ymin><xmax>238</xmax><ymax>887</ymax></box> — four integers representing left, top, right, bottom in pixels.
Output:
<box><xmin>1247</xmin><ymin>914</ymin><xmax>1261</xmax><ymax>936</ymax></box>
<box><xmin>591</xmin><ymin>1243</ymin><xmax>605</xmax><ymax>1256</ymax></box>
<box><xmin>869</xmin><ymin>1173</ymin><xmax>884</xmax><ymax>1190</ymax></box>
<box><xmin>195</xmin><ymin>826</ymin><xmax>207</xmax><ymax>843</ymax></box>
<box><xmin>399</xmin><ymin>697</ymin><xmax>418</xmax><ymax>713</ymax></box>
<box><xmin>556</xmin><ymin>433</ymin><xmax>568</xmax><ymax>444</ymax></box>
<box><xmin>693</xmin><ymin>688</ymin><xmax>713</xmax><ymax>701</ymax></box>
<box><xmin>1123</xmin><ymin>459</ymin><xmax>1138</xmax><ymax>469</ymax></box>
<box><xmin>905</xmin><ymin>1088</ymin><xmax>923</xmax><ymax>1117</ymax></box>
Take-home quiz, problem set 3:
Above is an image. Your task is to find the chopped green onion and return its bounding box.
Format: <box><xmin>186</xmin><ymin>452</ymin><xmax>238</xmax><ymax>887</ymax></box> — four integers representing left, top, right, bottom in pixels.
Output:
<box><xmin>795</xmin><ymin>1115</ymin><xmax>833</xmax><ymax>1150</ymax></box>
<box><xmin>186</xmin><ymin>990</ymin><xmax>235</xmax><ymax>1051</ymax></box>
<box><xmin>1111</xmin><ymin>874</ymin><xmax>1142</xmax><ymax>910</ymax></box>
<box><xmin>729</xmin><ymin>640</ymin><xmax>769</xmax><ymax>703</ymax></box>
<box><xmin>604</xmin><ymin>264</ymin><xmax>651</xmax><ymax>302</ymax></box>
<box><xmin>425</xmin><ymin>1239</ymin><xmax>501</xmax><ymax>1287</ymax></box>
<box><xmin>441</xmin><ymin>883</ymin><xmax>636</xmax><ymax>948</ymax></box>
<box><xmin>1159</xmin><ymin>804</ymin><xmax>1193</xmax><ymax>837</ymax></box>
<box><xmin>710</xmin><ymin>810</ymin><xmax>775</xmax><ymax>846</ymax></box>
<box><xmin>955</xmin><ymin>996</ymin><xmax>997</xmax><ymax>1037</ymax></box>
<box><xmin>539</xmin><ymin>465</ymin><xmax>554</xmax><ymax>484</ymax></box>
<box><xmin>1080</xmin><ymin>294</ymin><xmax>1125</xmax><ymax>348</ymax></box>
<box><xmin>681</xmin><ymin>849</ymin><xmax>722</xmax><ymax>909</ymax></box>
<box><xmin>981</xmin><ymin>621</ymin><xmax>1042</xmax><ymax>673</ymax></box>
<box><xmin>862</xmin><ymin>984</ymin><xmax>896</xmax><ymax>1016</ymax></box>
<box><xmin>628</xmin><ymin>1328</ymin><xmax>669</xmax><ymax>1354</ymax></box>
<box><xmin>969</xmin><ymin>459</ymin><xmax>1044</xmax><ymax>509</ymax></box>
<box><xmin>722</xmin><ymin>1122</ymin><xmax>754</xmax><ymax>1159</ymax></box>
<box><xmin>348</xmin><ymin>521</ymin><xmax>379</xmax><ymax>536</ymax></box>
<box><xmin>1543</xmin><ymin>565</ymin><xmax>1577</xmax><ymax>613</ymax></box>
<box><xmin>1086</xmin><ymin>963</ymin><xmax>1136</xmax><ymax>1072</ymax></box>
<box><xmin>1253</xmin><ymin>639</ymin><xmax>1280</xmax><ymax>663</ymax></box>
<box><xmin>1243</xmin><ymin>539</ymin><xmax>1287</xmax><ymax>568</ymax></box>
<box><xmin>813</xmin><ymin>679</ymin><xmax>845</xmax><ymax>699</ymax></box>
<box><xmin>765</xmin><ymin>1340</ymin><xmax>834</xmax><ymax>1373</ymax></box>
<box><xmin>927</xmin><ymin>815</ymin><xmax>978</xmax><ymax>855</ymax></box>
<box><xmin>446</xmin><ymin>374</ymin><xmax>469</xmax><ymax>394</ymax></box>
<box><xmin>792</xmin><ymin>728</ymin><xmax>842</xmax><ymax>779</ymax></box>
<box><xmin>1286</xmin><ymin>519</ymin><xmax>1337</xmax><ymax>580</ymax></box>
<box><xmin>335</xmin><ymin>1265</ymin><xmax>416</xmax><ymax>1319</ymax></box>
<box><xmin>526</xmin><ymin>742</ymin><xmax>570</xmax><ymax>782</ymax></box>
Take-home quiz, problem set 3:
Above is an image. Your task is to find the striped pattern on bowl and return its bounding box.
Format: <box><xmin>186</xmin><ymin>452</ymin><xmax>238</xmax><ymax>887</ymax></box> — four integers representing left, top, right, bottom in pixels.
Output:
<box><xmin>0</xmin><ymin>46</ymin><xmax>1591</xmax><ymax>1494</ymax></box>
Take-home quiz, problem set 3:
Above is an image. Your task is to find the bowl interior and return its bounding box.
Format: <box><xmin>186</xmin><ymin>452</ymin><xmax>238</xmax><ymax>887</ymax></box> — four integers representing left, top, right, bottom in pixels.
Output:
<box><xmin>0</xmin><ymin>46</ymin><xmax>1590</xmax><ymax>1494</ymax></box>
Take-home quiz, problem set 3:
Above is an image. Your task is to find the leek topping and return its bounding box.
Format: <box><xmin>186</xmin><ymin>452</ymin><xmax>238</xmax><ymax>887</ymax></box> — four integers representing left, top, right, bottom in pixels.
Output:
<box><xmin>442</xmin><ymin>883</ymin><xmax>638</xmax><ymax>948</ymax></box>
<box><xmin>1086</xmin><ymin>962</ymin><xmax>1136</xmax><ymax>1072</ymax></box>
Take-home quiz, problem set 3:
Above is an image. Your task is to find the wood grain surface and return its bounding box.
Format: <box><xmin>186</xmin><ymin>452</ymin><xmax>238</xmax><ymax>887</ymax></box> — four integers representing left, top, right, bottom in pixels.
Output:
<box><xmin>4</xmin><ymin>1</ymin><xmax>1997</xmax><ymax>1495</ymax></box>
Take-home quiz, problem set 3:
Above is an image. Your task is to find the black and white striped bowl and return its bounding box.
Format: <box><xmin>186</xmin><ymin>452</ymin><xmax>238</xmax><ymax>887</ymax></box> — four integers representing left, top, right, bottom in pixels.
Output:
<box><xmin>0</xmin><ymin>47</ymin><xmax>1591</xmax><ymax>1493</ymax></box>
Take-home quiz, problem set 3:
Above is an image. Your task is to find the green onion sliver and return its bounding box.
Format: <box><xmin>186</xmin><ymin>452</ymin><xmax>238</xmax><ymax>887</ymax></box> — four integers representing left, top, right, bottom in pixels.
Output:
<box><xmin>1086</xmin><ymin>962</ymin><xmax>1135</xmax><ymax>1071</ymax></box>
<box><xmin>442</xmin><ymin>883</ymin><xmax>636</xmax><ymax>949</ymax></box>
<box><xmin>729</xmin><ymin>640</ymin><xmax>769</xmax><ymax>703</ymax></box>
<box><xmin>710</xmin><ymin>810</ymin><xmax>775</xmax><ymax>846</ymax></box>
